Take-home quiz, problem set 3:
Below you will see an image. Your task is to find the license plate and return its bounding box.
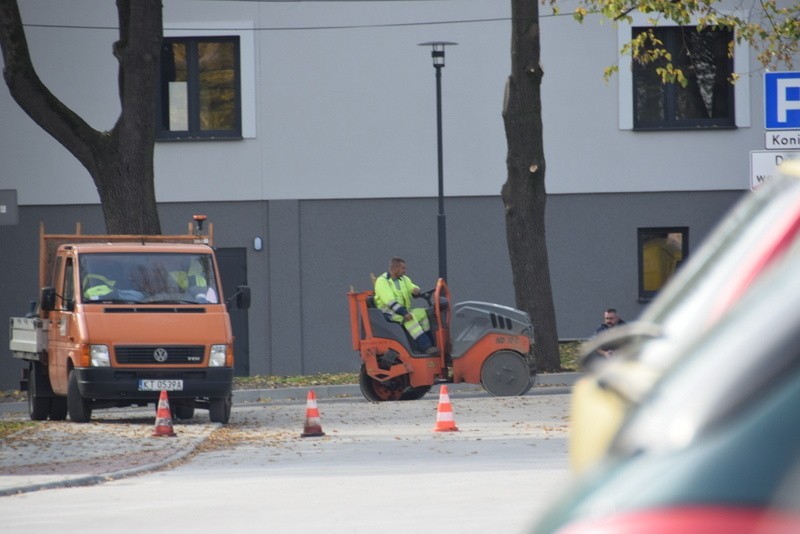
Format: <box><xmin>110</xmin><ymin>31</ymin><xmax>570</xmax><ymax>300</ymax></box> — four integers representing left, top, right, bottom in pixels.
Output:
<box><xmin>138</xmin><ymin>379</ymin><xmax>183</xmax><ymax>391</ymax></box>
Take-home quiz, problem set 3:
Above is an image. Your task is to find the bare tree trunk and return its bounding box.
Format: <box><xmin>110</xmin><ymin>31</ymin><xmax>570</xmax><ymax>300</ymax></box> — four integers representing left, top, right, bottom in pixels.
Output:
<box><xmin>100</xmin><ymin>0</ymin><xmax>162</xmax><ymax>234</ymax></box>
<box><xmin>502</xmin><ymin>0</ymin><xmax>560</xmax><ymax>372</ymax></box>
<box><xmin>0</xmin><ymin>0</ymin><xmax>162</xmax><ymax>234</ymax></box>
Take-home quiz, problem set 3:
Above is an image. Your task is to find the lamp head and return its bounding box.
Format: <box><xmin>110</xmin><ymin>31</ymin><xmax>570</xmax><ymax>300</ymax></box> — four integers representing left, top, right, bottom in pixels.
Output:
<box><xmin>193</xmin><ymin>214</ymin><xmax>207</xmax><ymax>233</ymax></box>
<box><xmin>418</xmin><ymin>41</ymin><xmax>458</xmax><ymax>68</ymax></box>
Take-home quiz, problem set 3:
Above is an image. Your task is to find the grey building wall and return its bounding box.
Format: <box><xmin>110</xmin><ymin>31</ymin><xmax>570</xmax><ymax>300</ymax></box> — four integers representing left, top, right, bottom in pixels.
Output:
<box><xmin>0</xmin><ymin>0</ymin><xmax>779</xmax><ymax>394</ymax></box>
<box><xmin>546</xmin><ymin>190</ymin><xmax>746</xmax><ymax>337</ymax></box>
<box><xmin>0</xmin><ymin>190</ymin><xmax>743</xmax><ymax>390</ymax></box>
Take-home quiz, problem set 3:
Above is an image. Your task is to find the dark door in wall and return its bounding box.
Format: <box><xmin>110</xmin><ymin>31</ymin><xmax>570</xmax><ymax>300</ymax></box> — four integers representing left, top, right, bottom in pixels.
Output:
<box><xmin>216</xmin><ymin>247</ymin><xmax>250</xmax><ymax>376</ymax></box>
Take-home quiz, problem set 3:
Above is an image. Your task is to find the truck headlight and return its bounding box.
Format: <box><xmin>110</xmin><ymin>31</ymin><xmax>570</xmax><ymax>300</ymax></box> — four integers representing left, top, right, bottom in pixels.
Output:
<box><xmin>209</xmin><ymin>345</ymin><xmax>227</xmax><ymax>367</ymax></box>
<box><xmin>91</xmin><ymin>345</ymin><xmax>110</xmax><ymax>367</ymax></box>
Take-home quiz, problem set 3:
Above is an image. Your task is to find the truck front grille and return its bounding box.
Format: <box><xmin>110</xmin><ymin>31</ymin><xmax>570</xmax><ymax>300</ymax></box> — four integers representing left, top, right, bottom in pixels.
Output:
<box><xmin>115</xmin><ymin>345</ymin><xmax>205</xmax><ymax>365</ymax></box>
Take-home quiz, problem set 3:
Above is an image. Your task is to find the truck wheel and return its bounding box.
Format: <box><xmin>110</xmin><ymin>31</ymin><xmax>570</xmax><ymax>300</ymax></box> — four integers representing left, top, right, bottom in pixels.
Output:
<box><xmin>67</xmin><ymin>370</ymin><xmax>92</xmax><ymax>423</ymax></box>
<box><xmin>173</xmin><ymin>404</ymin><xmax>195</xmax><ymax>420</ymax></box>
<box><xmin>28</xmin><ymin>395</ymin><xmax>50</xmax><ymax>421</ymax></box>
<box><xmin>49</xmin><ymin>397</ymin><xmax>68</xmax><ymax>421</ymax></box>
<box><xmin>28</xmin><ymin>362</ymin><xmax>51</xmax><ymax>421</ymax></box>
<box><xmin>481</xmin><ymin>350</ymin><xmax>532</xmax><ymax>397</ymax></box>
<box><xmin>209</xmin><ymin>396</ymin><xmax>231</xmax><ymax>424</ymax></box>
<box><xmin>359</xmin><ymin>364</ymin><xmax>407</xmax><ymax>401</ymax></box>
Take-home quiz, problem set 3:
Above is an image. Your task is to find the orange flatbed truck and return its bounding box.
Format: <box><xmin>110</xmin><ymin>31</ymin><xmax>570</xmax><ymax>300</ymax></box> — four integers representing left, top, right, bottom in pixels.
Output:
<box><xmin>9</xmin><ymin>217</ymin><xmax>250</xmax><ymax>423</ymax></box>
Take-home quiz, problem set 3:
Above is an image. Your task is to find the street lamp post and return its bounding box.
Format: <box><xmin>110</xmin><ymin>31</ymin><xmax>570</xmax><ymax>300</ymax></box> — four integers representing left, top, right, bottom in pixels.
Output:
<box><xmin>419</xmin><ymin>41</ymin><xmax>457</xmax><ymax>282</ymax></box>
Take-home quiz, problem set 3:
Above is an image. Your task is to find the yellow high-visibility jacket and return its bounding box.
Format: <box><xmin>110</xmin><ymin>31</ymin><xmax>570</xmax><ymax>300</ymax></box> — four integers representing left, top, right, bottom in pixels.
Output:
<box><xmin>374</xmin><ymin>272</ymin><xmax>419</xmax><ymax>318</ymax></box>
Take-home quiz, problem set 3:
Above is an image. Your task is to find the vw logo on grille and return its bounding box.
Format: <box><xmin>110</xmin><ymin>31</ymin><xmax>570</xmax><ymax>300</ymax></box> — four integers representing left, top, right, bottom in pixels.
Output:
<box><xmin>153</xmin><ymin>348</ymin><xmax>169</xmax><ymax>363</ymax></box>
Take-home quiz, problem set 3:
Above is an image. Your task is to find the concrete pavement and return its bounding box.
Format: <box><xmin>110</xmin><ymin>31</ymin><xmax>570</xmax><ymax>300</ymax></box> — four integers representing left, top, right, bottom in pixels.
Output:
<box><xmin>0</xmin><ymin>373</ymin><xmax>580</xmax><ymax>497</ymax></box>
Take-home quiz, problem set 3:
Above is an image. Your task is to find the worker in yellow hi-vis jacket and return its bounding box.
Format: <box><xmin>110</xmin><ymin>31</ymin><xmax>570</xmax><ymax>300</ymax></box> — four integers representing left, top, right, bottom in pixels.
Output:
<box><xmin>373</xmin><ymin>257</ymin><xmax>438</xmax><ymax>355</ymax></box>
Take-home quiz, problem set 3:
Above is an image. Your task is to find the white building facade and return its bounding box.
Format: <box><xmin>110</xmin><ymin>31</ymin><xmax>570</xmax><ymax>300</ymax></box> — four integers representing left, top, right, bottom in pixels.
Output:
<box><xmin>0</xmin><ymin>0</ymin><xmax>792</xmax><ymax>388</ymax></box>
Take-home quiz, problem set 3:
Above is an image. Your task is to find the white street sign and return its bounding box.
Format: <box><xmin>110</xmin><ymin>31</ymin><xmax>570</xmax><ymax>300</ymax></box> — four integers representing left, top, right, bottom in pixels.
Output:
<box><xmin>766</xmin><ymin>130</ymin><xmax>800</xmax><ymax>149</ymax></box>
<box><xmin>750</xmin><ymin>151</ymin><xmax>800</xmax><ymax>190</ymax></box>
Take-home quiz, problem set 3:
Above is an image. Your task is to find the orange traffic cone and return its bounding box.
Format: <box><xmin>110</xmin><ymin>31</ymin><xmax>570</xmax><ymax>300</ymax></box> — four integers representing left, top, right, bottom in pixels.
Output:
<box><xmin>300</xmin><ymin>390</ymin><xmax>326</xmax><ymax>438</ymax></box>
<box><xmin>432</xmin><ymin>385</ymin><xmax>459</xmax><ymax>432</ymax></box>
<box><xmin>152</xmin><ymin>390</ymin><xmax>177</xmax><ymax>437</ymax></box>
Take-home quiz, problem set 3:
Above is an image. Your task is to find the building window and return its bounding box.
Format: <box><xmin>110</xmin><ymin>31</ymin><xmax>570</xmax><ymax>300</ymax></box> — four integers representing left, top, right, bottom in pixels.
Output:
<box><xmin>157</xmin><ymin>36</ymin><xmax>241</xmax><ymax>140</ymax></box>
<box><xmin>632</xmin><ymin>26</ymin><xmax>735</xmax><ymax>130</ymax></box>
<box><xmin>638</xmin><ymin>227</ymin><xmax>689</xmax><ymax>301</ymax></box>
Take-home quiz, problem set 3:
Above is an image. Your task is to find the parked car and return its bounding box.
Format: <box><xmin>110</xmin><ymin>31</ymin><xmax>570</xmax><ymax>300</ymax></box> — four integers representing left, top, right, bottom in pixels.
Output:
<box><xmin>570</xmin><ymin>158</ymin><xmax>800</xmax><ymax>473</ymax></box>
<box><xmin>532</xmin><ymin>215</ymin><xmax>800</xmax><ymax>533</ymax></box>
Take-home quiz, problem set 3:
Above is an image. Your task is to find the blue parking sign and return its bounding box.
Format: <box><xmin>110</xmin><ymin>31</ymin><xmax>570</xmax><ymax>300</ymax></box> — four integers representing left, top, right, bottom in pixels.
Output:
<box><xmin>765</xmin><ymin>72</ymin><xmax>800</xmax><ymax>129</ymax></box>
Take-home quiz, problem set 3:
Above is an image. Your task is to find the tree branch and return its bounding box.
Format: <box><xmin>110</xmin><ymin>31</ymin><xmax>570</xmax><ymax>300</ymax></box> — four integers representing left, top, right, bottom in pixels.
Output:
<box><xmin>0</xmin><ymin>0</ymin><xmax>104</xmax><ymax>174</ymax></box>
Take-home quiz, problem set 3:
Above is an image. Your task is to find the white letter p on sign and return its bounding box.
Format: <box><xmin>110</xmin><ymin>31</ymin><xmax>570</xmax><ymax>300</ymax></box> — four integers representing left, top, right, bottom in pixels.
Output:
<box><xmin>778</xmin><ymin>78</ymin><xmax>800</xmax><ymax>122</ymax></box>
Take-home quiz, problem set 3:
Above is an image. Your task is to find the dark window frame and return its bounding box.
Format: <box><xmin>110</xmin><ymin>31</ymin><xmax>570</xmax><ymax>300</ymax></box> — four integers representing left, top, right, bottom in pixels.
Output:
<box><xmin>632</xmin><ymin>26</ymin><xmax>735</xmax><ymax>131</ymax></box>
<box><xmin>156</xmin><ymin>35</ymin><xmax>242</xmax><ymax>141</ymax></box>
<box><xmin>63</xmin><ymin>258</ymin><xmax>75</xmax><ymax>304</ymax></box>
<box><xmin>638</xmin><ymin>226</ymin><xmax>689</xmax><ymax>302</ymax></box>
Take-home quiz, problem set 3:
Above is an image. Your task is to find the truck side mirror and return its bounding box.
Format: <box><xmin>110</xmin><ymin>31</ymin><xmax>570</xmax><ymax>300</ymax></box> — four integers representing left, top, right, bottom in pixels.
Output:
<box><xmin>40</xmin><ymin>287</ymin><xmax>56</xmax><ymax>312</ymax></box>
<box><xmin>235</xmin><ymin>285</ymin><xmax>251</xmax><ymax>310</ymax></box>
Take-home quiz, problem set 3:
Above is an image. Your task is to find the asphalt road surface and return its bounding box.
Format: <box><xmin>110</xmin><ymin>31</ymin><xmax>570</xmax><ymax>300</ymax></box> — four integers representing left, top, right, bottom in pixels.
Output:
<box><xmin>0</xmin><ymin>389</ymin><xmax>573</xmax><ymax>533</ymax></box>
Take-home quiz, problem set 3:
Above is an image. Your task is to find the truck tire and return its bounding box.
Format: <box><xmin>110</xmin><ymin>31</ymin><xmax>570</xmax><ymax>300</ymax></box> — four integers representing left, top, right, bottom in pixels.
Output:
<box><xmin>480</xmin><ymin>350</ymin><xmax>532</xmax><ymax>397</ymax></box>
<box><xmin>50</xmin><ymin>397</ymin><xmax>68</xmax><ymax>421</ymax></box>
<box><xmin>28</xmin><ymin>362</ymin><xmax>51</xmax><ymax>421</ymax></box>
<box><xmin>67</xmin><ymin>370</ymin><xmax>92</xmax><ymax>423</ymax></box>
<box><xmin>208</xmin><ymin>395</ymin><xmax>231</xmax><ymax>424</ymax></box>
<box><xmin>173</xmin><ymin>403</ymin><xmax>195</xmax><ymax>420</ymax></box>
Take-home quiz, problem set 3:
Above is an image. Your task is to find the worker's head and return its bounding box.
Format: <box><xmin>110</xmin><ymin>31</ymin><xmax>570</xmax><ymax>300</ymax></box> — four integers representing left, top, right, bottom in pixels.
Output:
<box><xmin>603</xmin><ymin>308</ymin><xmax>621</xmax><ymax>326</ymax></box>
<box><xmin>389</xmin><ymin>257</ymin><xmax>407</xmax><ymax>278</ymax></box>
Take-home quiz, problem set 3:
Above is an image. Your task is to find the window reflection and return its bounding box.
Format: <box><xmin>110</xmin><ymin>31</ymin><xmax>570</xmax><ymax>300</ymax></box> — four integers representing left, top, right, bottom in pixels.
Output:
<box><xmin>633</xmin><ymin>27</ymin><xmax>734</xmax><ymax>129</ymax></box>
<box><xmin>78</xmin><ymin>253</ymin><xmax>219</xmax><ymax>305</ymax></box>
<box><xmin>157</xmin><ymin>37</ymin><xmax>240</xmax><ymax>139</ymax></box>
<box><xmin>639</xmin><ymin>228</ymin><xmax>689</xmax><ymax>300</ymax></box>
<box><xmin>160</xmin><ymin>42</ymin><xmax>188</xmax><ymax>131</ymax></box>
<box><xmin>198</xmin><ymin>42</ymin><xmax>236</xmax><ymax>131</ymax></box>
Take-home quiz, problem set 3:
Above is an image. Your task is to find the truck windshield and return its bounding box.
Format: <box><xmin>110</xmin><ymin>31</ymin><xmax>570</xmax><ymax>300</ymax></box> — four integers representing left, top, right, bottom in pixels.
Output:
<box><xmin>79</xmin><ymin>252</ymin><xmax>220</xmax><ymax>305</ymax></box>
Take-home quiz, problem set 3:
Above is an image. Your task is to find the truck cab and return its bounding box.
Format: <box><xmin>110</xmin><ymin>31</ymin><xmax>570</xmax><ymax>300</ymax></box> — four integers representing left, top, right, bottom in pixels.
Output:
<box><xmin>11</xmin><ymin>220</ymin><xmax>249</xmax><ymax>424</ymax></box>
